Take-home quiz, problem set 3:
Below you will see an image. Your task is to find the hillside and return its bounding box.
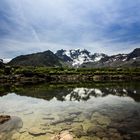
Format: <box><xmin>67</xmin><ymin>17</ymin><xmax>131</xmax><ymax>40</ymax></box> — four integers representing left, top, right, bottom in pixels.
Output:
<box><xmin>9</xmin><ymin>50</ymin><xmax>62</xmax><ymax>67</ymax></box>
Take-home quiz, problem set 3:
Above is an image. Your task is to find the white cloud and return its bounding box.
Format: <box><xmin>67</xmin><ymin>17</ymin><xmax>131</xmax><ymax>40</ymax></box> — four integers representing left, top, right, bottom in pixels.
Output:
<box><xmin>0</xmin><ymin>0</ymin><xmax>140</xmax><ymax>57</ymax></box>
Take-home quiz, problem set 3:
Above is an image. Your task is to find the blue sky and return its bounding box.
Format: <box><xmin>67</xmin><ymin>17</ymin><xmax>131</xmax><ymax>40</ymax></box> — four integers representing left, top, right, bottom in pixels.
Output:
<box><xmin>0</xmin><ymin>0</ymin><xmax>140</xmax><ymax>58</ymax></box>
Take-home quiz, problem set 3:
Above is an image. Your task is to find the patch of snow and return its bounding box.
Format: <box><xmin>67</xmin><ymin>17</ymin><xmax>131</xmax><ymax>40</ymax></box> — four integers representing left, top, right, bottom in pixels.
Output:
<box><xmin>3</xmin><ymin>59</ymin><xmax>12</xmax><ymax>63</ymax></box>
<box><xmin>94</xmin><ymin>55</ymin><xmax>103</xmax><ymax>62</ymax></box>
<box><xmin>72</xmin><ymin>54</ymin><xmax>93</xmax><ymax>66</ymax></box>
<box><xmin>63</xmin><ymin>50</ymin><xmax>71</xmax><ymax>58</ymax></box>
<box><xmin>122</xmin><ymin>54</ymin><xmax>127</xmax><ymax>57</ymax></box>
<box><xmin>133</xmin><ymin>57</ymin><xmax>136</xmax><ymax>60</ymax></box>
<box><xmin>122</xmin><ymin>58</ymin><xmax>127</xmax><ymax>61</ymax></box>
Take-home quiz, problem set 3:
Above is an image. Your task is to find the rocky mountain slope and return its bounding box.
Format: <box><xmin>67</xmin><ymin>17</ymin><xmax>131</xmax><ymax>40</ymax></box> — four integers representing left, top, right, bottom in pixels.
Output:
<box><xmin>56</xmin><ymin>48</ymin><xmax>140</xmax><ymax>68</ymax></box>
<box><xmin>81</xmin><ymin>48</ymin><xmax>140</xmax><ymax>68</ymax></box>
<box><xmin>9</xmin><ymin>50</ymin><xmax>62</xmax><ymax>67</ymax></box>
<box><xmin>0</xmin><ymin>59</ymin><xmax>4</xmax><ymax>68</ymax></box>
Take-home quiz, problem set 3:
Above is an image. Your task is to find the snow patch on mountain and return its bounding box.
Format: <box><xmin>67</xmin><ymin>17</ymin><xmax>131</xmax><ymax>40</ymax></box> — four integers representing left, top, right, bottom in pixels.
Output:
<box><xmin>3</xmin><ymin>59</ymin><xmax>12</xmax><ymax>63</ymax></box>
<box><xmin>93</xmin><ymin>53</ymin><xmax>105</xmax><ymax>62</ymax></box>
<box><xmin>56</xmin><ymin>49</ymin><xmax>106</xmax><ymax>67</ymax></box>
<box><xmin>61</xmin><ymin>49</ymin><xmax>94</xmax><ymax>66</ymax></box>
<box><xmin>72</xmin><ymin>53</ymin><xmax>93</xmax><ymax>66</ymax></box>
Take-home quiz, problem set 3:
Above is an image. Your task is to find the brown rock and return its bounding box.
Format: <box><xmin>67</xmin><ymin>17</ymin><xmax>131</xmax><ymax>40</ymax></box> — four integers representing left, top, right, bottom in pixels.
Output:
<box><xmin>51</xmin><ymin>131</ymin><xmax>73</xmax><ymax>140</ymax></box>
<box><xmin>60</xmin><ymin>131</ymin><xmax>73</xmax><ymax>140</ymax></box>
<box><xmin>0</xmin><ymin>115</ymin><xmax>11</xmax><ymax>124</ymax></box>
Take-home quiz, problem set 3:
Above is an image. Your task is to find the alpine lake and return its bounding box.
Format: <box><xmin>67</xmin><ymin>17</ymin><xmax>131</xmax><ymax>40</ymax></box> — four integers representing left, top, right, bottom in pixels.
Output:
<box><xmin>0</xmin><ymin>82</ymin><xmax>140</xmax><ymax>140</ymax></box>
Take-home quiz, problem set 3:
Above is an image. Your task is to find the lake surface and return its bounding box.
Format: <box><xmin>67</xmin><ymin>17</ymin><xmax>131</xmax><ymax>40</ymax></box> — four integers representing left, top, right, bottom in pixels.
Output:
<box><xmin>0</xmin><ymin>82</ymin><xmax>140</xmax><ymax>140</ymax></box>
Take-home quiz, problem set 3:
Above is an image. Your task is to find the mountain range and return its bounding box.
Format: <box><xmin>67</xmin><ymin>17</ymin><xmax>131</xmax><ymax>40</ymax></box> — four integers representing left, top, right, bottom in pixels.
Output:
<box><xmin>8</xmin><ymin>48</ymin><xmax>140</xmax><ymax>68</ymax></box>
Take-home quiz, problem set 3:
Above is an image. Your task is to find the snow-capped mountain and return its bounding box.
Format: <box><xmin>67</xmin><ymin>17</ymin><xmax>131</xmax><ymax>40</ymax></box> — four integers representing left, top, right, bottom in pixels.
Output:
<box><xmin>55</xmin><ymin>49</ymin><xmax>106</xmax><ymax>67</ymax></box>
<box><xmin>56</xmin><ymin>48</ymin><xmax>140</xmax><ymax>68</ymax></box>
<box><xmin>81</xmin><ymin>48</ymin><xmax>140</xmax><ymax>68</ymax></box>
<box><xmin>8</xmin><ymin>48</ymin><xmax>140</xmax><ymax>68</ymax></box>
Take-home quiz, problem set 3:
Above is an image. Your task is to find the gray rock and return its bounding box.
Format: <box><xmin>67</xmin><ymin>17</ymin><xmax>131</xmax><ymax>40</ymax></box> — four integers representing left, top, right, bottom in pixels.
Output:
<box><xmin>71</xmin><ymin>124</ymin><xmax>86</xmax><ymax>138</ymax></box>
<box><xmin>28</xmin><ymin>127</ymin><xmax>46</xmax><ymax>136</ymax></box>
<box><xmin>0</xmin><ymin>116</ymin><xmax>23</xmax><ymax>132</ymax></box>
<box><xmin>87</xmin><ymin>125</ymin><xmax>104</xmax><ymax>135</ymax></box>
<box><xmin>91</xmin><ymin>112</ymin><xmax>111</xmax><ymax>126</ymax></box>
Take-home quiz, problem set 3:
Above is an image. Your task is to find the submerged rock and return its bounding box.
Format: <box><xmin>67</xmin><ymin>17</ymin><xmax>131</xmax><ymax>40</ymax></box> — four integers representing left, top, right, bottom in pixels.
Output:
<box><xmin>0</xmin><ymin>116</ymin><xmax>23</xmax><ymax>132</ymax></box>
<box><xmin>87</xmin><ymin>125</ymin><xmax>104</xmax><ymax>135</ymax></box>
<box><xmin>0</xmin><ymin>116</ymin><xmax>23</xmax><ymax>140</ymax></box>
<box><xmin>0</xmin><ymin>115</ymin><xmax>11</xmax><ymax>124</ymax></box>
<box><xmin>51</xmin><ymin>131</ymin><xmax>73</xmax><ymax>140</ymax></box>
<box><xmin>28</xmin><ymin>127</ymin><xmax>46</xmax><ymax>136</ymax></box>
<box><xmin>91</xmin><ymin>112</ymin><xmax>111</xmax><ymax>126</ymax></box>
<box><xmin>71</xmin><ymin>124</ymin><xmax>86</xmax><ymax>138</ymax></box>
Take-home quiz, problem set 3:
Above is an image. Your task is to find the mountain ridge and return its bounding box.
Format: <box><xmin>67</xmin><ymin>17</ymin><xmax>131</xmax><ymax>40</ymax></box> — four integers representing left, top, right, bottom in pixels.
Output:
<box><xmin>7</xmin><ymin>48</ymin><xmax>140</xmax><ymax>68</ymax></box>
<box><xmin>9</xmin><ymin>50</ymin><xmax>62</xmax><ymax>67</ymax></box>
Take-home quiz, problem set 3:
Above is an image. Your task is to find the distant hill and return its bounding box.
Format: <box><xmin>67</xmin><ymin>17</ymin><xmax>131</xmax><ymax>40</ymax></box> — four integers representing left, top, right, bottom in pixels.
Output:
<box><xmin>8</xmin><ymin>48</ymin><xmax>140</xmax><ymax>68</ymax></box>
<box><xmin>9</xmin><ymin>50</ymin><xmax>62</xmax><ymax>67</ymax></box>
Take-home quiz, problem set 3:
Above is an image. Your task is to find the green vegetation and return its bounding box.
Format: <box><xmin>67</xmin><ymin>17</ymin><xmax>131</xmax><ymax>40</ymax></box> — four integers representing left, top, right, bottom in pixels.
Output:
<box><xmin>0</xmin><ymin>66</ymin><xmax>140</xmax><ymax>76</ymax></box>
<box><xmin>9</xmin><ymin>66</ymin><xmax>140</xmax><ymax>75</ymax></box>
<box><xmin>0</xmin><ymin>65</ymin><xmax>139</xmax><ymax>85</ymax></box>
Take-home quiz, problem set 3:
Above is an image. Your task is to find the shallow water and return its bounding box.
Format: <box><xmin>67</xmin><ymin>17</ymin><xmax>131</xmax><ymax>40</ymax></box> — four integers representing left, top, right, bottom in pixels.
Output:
<box><xmin>0</xmin><ymin>83</ymin><xmax>140</xmax><ymax>140</ymax></box>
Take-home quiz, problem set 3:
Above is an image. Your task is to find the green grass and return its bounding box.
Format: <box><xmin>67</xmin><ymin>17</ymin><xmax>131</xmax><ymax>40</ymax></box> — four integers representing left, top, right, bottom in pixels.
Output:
<box><xmin>0</xmin><ymin>66</ymin><xmax>140</xmax><ymax>76</ymax></box>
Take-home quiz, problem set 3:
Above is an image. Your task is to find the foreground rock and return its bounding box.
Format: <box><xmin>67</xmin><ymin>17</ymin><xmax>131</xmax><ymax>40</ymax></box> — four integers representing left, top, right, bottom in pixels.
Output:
<box><xmin>0</xmin><ymin>116</ymin><xmax>23</xmax><ymax>140</ymax></box>
<box><xmin>0</xmin><ymin>115</ymin><xmax>11</xmax><ymax>124</ymax></box>
<box><xmin>0</xmin><ymin>116</ymin><xmax>23</xmax><ymax>132</ymax></box>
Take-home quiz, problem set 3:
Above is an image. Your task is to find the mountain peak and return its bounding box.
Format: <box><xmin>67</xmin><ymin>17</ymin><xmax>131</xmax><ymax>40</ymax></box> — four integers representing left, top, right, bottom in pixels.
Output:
<box><xmin>56</xmin><ymin>49</ymin><xmax>106</xmax><ymax>67</ymax></box>
<box><xmin>127</xmin><ymin>48</ymin><xmax>140</xmax><ymax>60</ymax></box>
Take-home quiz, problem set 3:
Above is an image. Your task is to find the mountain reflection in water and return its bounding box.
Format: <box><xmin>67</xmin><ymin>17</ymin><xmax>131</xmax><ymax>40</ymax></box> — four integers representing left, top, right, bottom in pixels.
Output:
<box><xmin>0</xmin><ymin>83</ymin><xmax>139</xmax><ymax>102</ymax></box>
<box><xmin>0</xmin><ymin>82</ymin><xmax>140</xmax><ymax>140</ymax></box>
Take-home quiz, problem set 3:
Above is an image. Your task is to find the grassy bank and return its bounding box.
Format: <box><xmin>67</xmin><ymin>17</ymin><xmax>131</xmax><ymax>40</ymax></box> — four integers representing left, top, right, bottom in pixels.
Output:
<box><xmin>0</xmin><ymin>66</ymin><xmax>140</xmax><ymax>85</ymax></box>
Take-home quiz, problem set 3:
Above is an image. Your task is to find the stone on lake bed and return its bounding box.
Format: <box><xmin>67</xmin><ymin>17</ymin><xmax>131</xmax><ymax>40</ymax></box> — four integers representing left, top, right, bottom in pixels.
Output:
<box><xmin>51</xmin><ymin>131</ymin><xmax>73</xmax><ymax>140</ymax></box>
<box><xmin>28</xmin><ymin>127</ymin><xmax>46</xmax><ymax>136</ymax></box>
<box><xmin>0</xmin><ymin>116</ymin><xmax>23</xmax><ymax>132</ymax></box>
<box><xmin>91</xmin><ymin>112</ymin><xmax>111</xmax><ymax>126</ymax></box>
<box><xmin>71</xmin><ymin>124</ymin><xmax>86</xmax><ymax>138</ymax></box>
<box><xmin>87</xmin><ymin>125</ymin><xmax>104</xmax><ymax>135</ymax></box>
<box><xmin>60</xmin><ymin>131</ymin><xmax>73</xmax><ymax>140</ymax></box>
